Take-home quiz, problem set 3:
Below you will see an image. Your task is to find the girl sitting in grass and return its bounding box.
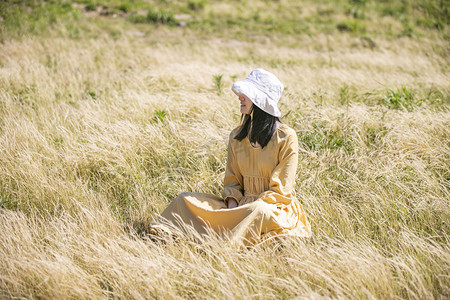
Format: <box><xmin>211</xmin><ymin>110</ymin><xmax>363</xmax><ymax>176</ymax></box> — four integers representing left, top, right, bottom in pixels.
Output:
<box><xmin>149</xmin><ymin>69</ymin><xmax>311</xmax><ymax>245</ymax></box>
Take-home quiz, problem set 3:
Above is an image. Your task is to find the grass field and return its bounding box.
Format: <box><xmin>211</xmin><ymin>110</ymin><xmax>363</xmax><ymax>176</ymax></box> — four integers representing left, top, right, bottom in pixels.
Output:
<box><xmin>0</xmin><ymin>0</ymin><xmax>449</xmax><ymax>298</ymax></box>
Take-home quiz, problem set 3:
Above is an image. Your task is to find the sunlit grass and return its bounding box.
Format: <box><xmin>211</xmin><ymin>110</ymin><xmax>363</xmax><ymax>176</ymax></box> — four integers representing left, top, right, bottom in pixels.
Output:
<box><xmin>0</xmin><ymin>0</ymin><xmax>448</xmax><ymax>298</ymax></box>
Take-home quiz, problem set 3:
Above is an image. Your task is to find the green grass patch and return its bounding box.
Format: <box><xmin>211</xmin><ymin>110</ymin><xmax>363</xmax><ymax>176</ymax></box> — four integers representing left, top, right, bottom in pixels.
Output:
<box><xmin>213</xmin><ymin>74</ymin><xmax>223</xmax><ymax>95</ymax></box>
<box><xmin>129</xmin><ymin>7</ymin><xmax>176</xmax><ymax>25</ymax></box>
<box><xmin>0</xmin><ymin>1</ymin><xmax>80</xmax><ymax>40</ymax></box>
<box><xmin>188</xmin><ymin>0</ymin><xmax>208</xmax><ymax>11</ymax></box>
<box><xmin>297</xmin><ymin>122</ymin><xmax>355</xmax><ymax>153</ymax></box>
<box><xmin>382</xmin><ymin>87</ymin><xmax>424</xmax><ymax>111</ymax></box>
<box><xmin>153</xmin><ymin>109</ymin><xmax>167</xmax><ymax>123</ymax></box>
<box><xmin>0</xmin><ymin>0</ymin><xmax>447</xmax><ymax>42</ymax></box>
<box><xmin>337</xmin><ymin>19</ymin><xmax>366</xmax><ymax>33</ymax></box>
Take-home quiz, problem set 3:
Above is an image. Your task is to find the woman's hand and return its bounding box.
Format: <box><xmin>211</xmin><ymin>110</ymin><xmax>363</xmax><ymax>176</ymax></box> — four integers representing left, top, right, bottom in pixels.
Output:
<box><xmin>227</xmin><ymin>199</ymin><xmax>238</xmax><ymax>209</ymax></box>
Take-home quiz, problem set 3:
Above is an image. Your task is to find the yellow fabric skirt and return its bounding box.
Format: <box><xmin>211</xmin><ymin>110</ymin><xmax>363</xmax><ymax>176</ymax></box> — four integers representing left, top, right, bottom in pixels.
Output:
<box><xmin>150</xmin><ymin>192</ymin><xmax>311</xmax><ymax>246</ymax></box>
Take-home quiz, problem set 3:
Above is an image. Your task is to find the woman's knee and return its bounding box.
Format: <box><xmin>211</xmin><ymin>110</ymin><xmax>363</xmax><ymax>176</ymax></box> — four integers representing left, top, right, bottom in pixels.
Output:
<box><xmin>175</xmin><ymin>192</ymin><xmax>195</xmax><ymax>201</ymax></box>
<box><xmin>248</xmin><ymin>200</ymin><xmax>275</xmax><ymax>216</ymax></box>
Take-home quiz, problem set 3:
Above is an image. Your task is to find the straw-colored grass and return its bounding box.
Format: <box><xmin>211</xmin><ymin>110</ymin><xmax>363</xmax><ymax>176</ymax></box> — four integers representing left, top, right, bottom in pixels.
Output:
<box><xmin>0</xmin><ymin>0</ymin><xmax>449</xmax><ymax>298</ymax></box>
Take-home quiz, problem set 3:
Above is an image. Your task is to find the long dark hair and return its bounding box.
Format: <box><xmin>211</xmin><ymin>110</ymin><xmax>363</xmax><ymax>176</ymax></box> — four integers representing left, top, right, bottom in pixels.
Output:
<box><xmin>234</xmin><ymin>105</ymin><xmax>281</xmax><ymax>148</ymax></box>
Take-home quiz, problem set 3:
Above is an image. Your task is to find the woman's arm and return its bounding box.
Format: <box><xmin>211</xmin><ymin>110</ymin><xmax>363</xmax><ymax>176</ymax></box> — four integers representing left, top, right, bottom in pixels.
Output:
<box><xmin>222</xmin><ymin>131</ymin><xmax>244</xmax><ymax>206</ymax></box>
<box><xmin>257</xmin><ymin>129</ymin><xmax>299</xmax><ymax>205</ymax></box>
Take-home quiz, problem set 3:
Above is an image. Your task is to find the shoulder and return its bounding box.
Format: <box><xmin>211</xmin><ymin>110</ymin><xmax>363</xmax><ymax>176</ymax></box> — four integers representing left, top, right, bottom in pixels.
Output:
<box><xmin>275</xmin><ymin>124</ymin><xmax>297</xmax><ymax>141</ymax></box>
<box><xmin>229</xmin><ymin>125</ymin><xmax>242</xmax><ymax>138</ymax></box>
<box><xmin>228</xmin><ymin>126</ymin><xmax>242</xmax><ymax>142</ymax></box>
<box><xmin>273</xmin><ymin>124</ymin><xmax>298</xmax><ymax>153</ymax></box>
<box><xmin>227</xmin><ymin>126</ymin><xmax>242</xmax><ymax>146</ymax></box>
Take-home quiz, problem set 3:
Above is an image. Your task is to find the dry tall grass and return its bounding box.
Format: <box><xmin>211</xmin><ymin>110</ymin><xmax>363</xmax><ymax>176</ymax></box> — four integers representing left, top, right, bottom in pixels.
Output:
<box><xmin>0</xmin><ymin>4</ymin><xmax>449</xmax><ymax>299</ymax></box>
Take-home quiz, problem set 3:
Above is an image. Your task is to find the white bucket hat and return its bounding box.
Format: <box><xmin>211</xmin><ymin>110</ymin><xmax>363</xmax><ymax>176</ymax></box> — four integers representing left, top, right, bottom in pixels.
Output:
<box><xmin>231</xmin><ymin>68</ymin><xmax>284</xmax><ymax>117</ymax></box>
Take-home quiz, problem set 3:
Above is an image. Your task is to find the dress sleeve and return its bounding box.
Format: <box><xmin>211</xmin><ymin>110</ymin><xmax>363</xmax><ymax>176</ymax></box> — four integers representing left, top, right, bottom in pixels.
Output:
<box><xmin>221</xmin><ymin>131</ymin><xmax>244</xmax><ymax>205</ymax></box>
<box><xmin>257</xmin><ymin>129</ymin><xmax>298</xmax><ymax>205</ymax></box>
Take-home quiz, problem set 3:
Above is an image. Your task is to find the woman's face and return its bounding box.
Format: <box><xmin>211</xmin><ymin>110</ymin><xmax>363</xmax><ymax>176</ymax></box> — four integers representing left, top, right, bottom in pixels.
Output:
<box><xmin>239</xmin><ymin>94</ymin><xmax>253</xmax><ymax>114</ymax></box>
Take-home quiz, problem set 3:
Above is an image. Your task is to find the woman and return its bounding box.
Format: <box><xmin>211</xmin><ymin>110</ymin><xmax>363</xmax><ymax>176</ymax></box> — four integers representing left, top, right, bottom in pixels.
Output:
<box><xmin>149</xmin><ymin>69</ymin><xmax>311</xmax><ymax>245</ymax></box>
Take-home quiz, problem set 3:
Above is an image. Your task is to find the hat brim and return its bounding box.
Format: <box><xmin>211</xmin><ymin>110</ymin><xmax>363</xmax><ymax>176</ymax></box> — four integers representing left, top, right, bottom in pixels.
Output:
<box><xmin>232</xmin><ymin>80</ymin><xmax>259</xmax><ymax>98</ymax></box>
<box><xmin>232</xmin><ymin>80</ymin><xmax>281</xmax><ymax>117</ymax></box>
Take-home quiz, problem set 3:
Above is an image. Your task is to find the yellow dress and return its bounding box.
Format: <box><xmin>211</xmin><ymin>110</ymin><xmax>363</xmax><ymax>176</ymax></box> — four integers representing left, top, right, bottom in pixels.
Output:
<box><xmin>150</xmin><ymin>124</ymin><xmax>311</xmax><ymax>245</ymax></box>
